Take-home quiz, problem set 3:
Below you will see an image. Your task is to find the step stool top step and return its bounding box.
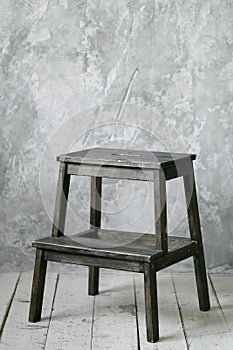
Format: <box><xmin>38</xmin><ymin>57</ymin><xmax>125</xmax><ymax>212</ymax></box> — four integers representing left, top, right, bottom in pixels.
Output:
<box><xmin>57</xmin><ymin>148</ymin><xmax>196</xmax><ymax>169</ymax></box>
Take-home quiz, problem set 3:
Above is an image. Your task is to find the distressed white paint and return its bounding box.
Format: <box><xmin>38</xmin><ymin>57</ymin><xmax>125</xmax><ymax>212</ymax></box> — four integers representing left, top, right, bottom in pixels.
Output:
<box><xmin>1</xmin><ymin>273</ymin><xmax>233</xmax><ymax>349</ymax></box>
<box><xmin>172</xmin><ymin>273</ymin><xmax>233</xmax><ymax>350</ymax></box>
<box><xmin>0</xmin><ymin>273</ymin><xmax>19</xmax><ymax>327</ymax></box>
<box><xmin>92</xmin><ymin>274</ymin><xmax>138</xmax><ymax>349</ymax></box>
<box><xmin>45</xmin><ymin>275</ymin><xmax>94</xmax><ymax>350</ymax></box>
<box><xmin>135</xmin><ymin>273</ymin><xmax>188</xmax><ymax>350</ymax></box>
<box><xmin>0</xmin><ymin>272</ymin><xmax>57</xmax><ymax>350</ymax></box>
<box><xmin>209</xmin><ymin>274</ymin><xmax>233</xmax><ymax>340</ymax></box>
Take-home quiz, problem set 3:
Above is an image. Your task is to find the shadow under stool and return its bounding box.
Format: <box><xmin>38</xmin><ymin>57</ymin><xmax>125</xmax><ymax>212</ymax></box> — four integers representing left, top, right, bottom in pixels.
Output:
<box><xmin>29</xmin><ymin>147</ymin><xmax>210</xmax><ymax>343</ymax></box>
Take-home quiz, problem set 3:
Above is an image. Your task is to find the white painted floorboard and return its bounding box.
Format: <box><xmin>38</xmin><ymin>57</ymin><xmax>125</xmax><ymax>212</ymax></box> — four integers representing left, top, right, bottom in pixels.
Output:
<box><xmin>92</xmin><ymin>274</ymin><xmax>138</xmax><ymax>350</ymax></box>
<box><xmin>0</xmin><ymin>272</ymin><xmax>57</xmax><ymax>350</ymax></box>
<box><xmin>135</xmin><ymin>273</ymin><xmax>187</xmax><ymax>350</ymax></box>
<box><xmin>45</xmin><ymin>275</ymin><xmax>94</xmax><ymax>350</ymax></box>
<box><xmin>172</xmin><ymin>273</ymin><xmax>233</xmax><ymax>350</ymax></box>
<box><xmin>209</xmin><ymin>275</ymin><xmax>233</xmax><ymax>340</ymax></box>
<box><xmin>0</xmin><ymin>273</ymin><xmax>19</xmax><ymax>329</ymax></box>
<box><xmin>0</xmin><ymin>272</ymin><xmax>233</xmax><ymax>349</ymax></box>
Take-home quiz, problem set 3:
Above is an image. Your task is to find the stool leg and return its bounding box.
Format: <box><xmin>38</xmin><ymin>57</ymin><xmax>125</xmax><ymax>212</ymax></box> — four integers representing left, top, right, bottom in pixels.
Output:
<box><xmin>183</xmin><ymin>164</ymin><xmax>210</xmax><ymax>311</ymax></box>
<box><xmin>88</xmin><ymin>176</ymin><xmax>102</xmax><ymax>296</ymax></box>
<box><xmin>52</xmin><ymin>162</ymin><xmax>71</xmax><ymax>237</ymax></box>
<box><xmin>144</xmin><ymin>265</ymin><xmax>159</xmax><ymax>343</ymax></box>
<box><xmin>153</xmin><ymin>169</ymin><xmax>168</xmax><ymax>252</ymax></box>
<box><xmin>89</xmin><ymin>266</ymin><xmax>99</xmax><ymax>296</ymax></box>
<box><xmin>29</xmin><ymin>249</ymin><xmax>47</xmax><ymax>322</ymax></box>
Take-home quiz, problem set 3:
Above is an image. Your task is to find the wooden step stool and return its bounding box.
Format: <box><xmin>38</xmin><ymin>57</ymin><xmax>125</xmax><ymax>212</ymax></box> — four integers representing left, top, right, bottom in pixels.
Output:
<box><xmin>29</xmin><ymin>147</ymin><xmax>210</xmax><ymax>343</ymax></box>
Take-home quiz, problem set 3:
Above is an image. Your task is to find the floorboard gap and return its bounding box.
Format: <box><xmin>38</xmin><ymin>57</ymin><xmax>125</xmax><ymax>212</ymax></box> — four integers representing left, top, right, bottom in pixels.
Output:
<box><xmin>208</xmin><ymin>274</ymin><xmax>233</xmax><ymax>336</ymax></box>
<box><xmin>90</xmin><ymin>295</ymin><xmax>96</xmax><ymax>350</ymax></box>
<box><xmin>133</xmin><ymin>276</ymin><xmax>141</xmax><ymax>350</ymax></box>
<box><xmin>171</xmin><ymin>274</ymin><xmax>190</xmax><ymax>350</ymax></box>
<box><xmin>43</xmin><ymin>273</ymin><xmax>60</xmax><ymax>349</ymax></box>
<box><xmin>0</xmin><ymin>272</ymin><xmax>21</xmax><ymax>341</ymax></box>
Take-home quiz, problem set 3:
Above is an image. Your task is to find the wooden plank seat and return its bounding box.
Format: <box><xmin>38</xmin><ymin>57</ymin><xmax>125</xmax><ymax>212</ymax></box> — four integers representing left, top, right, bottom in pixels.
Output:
<box><xmin>29</xmin><ymin>147</ymin><xmax>210</xmax><ymax>344</ymax></box>
<box><xmin>57</xmin><ymin>147</ymin><xmax>196</xmax><ymax>169</ymax></box>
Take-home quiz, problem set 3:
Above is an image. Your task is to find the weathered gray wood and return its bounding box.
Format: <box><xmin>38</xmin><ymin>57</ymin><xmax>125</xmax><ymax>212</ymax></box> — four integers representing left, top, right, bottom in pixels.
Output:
<box><xmin>68</xmin><ymin>229</ymin><xmax>192</xmax><ymax>250</ymax></box>
<box><xmin>33</xmin><ymin>231</ymin><xmax>196</xmax><ymax>265</ymax></box>
<box><xmin>156</xmin><ymin>241</ymin><xmax>197</xmax><ymax>271</ymax></box>
<box><xmin>183</xmin><ymin>164</ymin><xmax>210</xmax><ymax>311</ymax></box>
<box><xmin>172</xmin><ymin>273</ymin><xmax>233</xmax><ymax>350</ymax></box>
<box><xmin>144</xmin><ymin>264</ymin><xmax>159</xmax><ymax>343</ymax></box>
<box><xmin>89</xmin><ymin>176</ymin><xmax>102</xmax><ymax>296</ymax></box>
<box><xmin>67</xmin><ymin>162</ymin><xmax>154</xmax><ymax>181</ymax></box>
<box><xmin>68</xmin><ymin>162</ymin><xmax>191</xmax><ymax>182</ymax></box>
<box><xmin>153</xmin><ymin>169</ymin><xmax>168</xmax><ymax>251</ymax></box>
<box><xmin>163</xmin><ymin>156</ymin><xmax>192</xmax><ymax>180</ymax></box>
<box><xmin>58</xmin><ymin>147</ymin><xmax>196</xmax><ymax>169</ymax></box>
<box><xmin>32</xmin><ymin>232</ymin><xmax>165</xmax><ymax>262</ymax></box>
<box><xmin>90</xmin><ymin>176</ymin><xmax>102</xmax><ymax>229</ymax></box>
<box><xmin>52</xmin><ymin>162</ymin><xmax>70</xmax><ymax>237</ymax></box>
<box><xmin>2</xmin><ymin>273</ymin><xmax>233</xmax><ymax>349</ymax></box>
<box><xmin>135</xmin><ymin>273</ymin><xmax>188</xmax><ymax>349</ymax></box>
<box><xmin>88</xmin><ymin>267</ymin><xmax>99</xmax><ymax>296</ymax></box>
<box><xmin>29</xmin><ymin>249</ymin><xmax>47</xmax><ymax>322</ymax></box>
<box><xmin>92</xmin><ymin>274</ymin><xmax>138</xmax><ymax>349</ymax></box>
<box><xmin>44</xmin><ymin>250</ymin><xmax>144</xmax><ymax>272</ymax></box>
<box><xmin>28</xmin><ymin>147</ymin><xmax>208</xmax><ymax>345</ymax></box>
<box><xmin>0</xmin><ymin>273</ymin><xmax>19</xmax><ymax>337</ymax></box>
<box><xmin>209</xmin><ymin>274</ymin><xmax>233</xmax><ymax>337</ymax></box>
<box><xmin>45</xmin><ymin>275</ymin><xmax>94</xmax><ymax>350</ymax></box>
<box><xmin>75</xmin><ymin>229</ymin><xmax>192</xmax><ymax>249</ymax></box>
<box><xmin>0</xmin><ymin>272</ymin><xmax>57</xmax><ymax>350</ymax></box>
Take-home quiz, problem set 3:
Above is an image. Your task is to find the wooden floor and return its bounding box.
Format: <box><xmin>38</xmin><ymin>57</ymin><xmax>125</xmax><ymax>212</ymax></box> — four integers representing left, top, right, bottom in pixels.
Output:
<box><xmin>0</xmin><ymin>272</ymin><xmax>233</xmax><ymax>349</ymax></box>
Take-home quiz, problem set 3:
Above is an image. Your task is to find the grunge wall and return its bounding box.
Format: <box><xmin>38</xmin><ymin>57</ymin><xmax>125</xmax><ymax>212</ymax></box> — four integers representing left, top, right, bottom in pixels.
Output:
<box><xmin>0</xmin><ymin>0</ymin><xmax>233</xmax><ymax>272</ymax></box>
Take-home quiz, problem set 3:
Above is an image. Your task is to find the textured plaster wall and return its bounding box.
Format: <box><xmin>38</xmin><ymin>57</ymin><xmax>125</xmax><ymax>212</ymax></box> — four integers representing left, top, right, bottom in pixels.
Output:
<box><xmin>0</xmin><ymin>0</ymin><xmax>233</xmax><ymax>272</ymax></box>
